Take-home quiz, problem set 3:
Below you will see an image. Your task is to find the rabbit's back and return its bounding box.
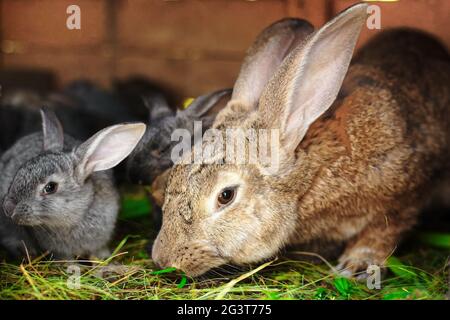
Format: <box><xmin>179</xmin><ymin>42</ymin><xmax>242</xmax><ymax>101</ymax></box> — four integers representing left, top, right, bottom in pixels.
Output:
<box><xmin>293</xmin><ymin>29</ymin><xmax>450</xmax><ymax>241</ymax></box>
<box><xmin>347</xmin><ymin>29</ymin><xmax>450</xmax><ymax>164</ymax></box>
<box><xmin>305</xmin><ymin>29</ymin><xmax>450</xmax><ymax>165</ymax></box>
<box><xmin>354</xmin><ymin>29</ymin><xmax>450</xmax><ymax>128</ymax></box>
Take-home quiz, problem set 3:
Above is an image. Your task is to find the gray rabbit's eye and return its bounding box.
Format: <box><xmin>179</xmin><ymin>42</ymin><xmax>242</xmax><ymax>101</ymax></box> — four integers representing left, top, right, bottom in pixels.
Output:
<box><xmin>217</xmin><ymin>187</ymin><xmax>237</xmax><ymax>208</ymax></box>
<box><xmin>42</xmin><ymin>182</ymin><xmax>58</xmax><ymax>195</ymax></box>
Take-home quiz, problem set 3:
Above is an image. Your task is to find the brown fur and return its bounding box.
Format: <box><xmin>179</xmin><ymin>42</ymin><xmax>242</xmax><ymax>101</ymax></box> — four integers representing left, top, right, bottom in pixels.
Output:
<box><xmin>152</xmin><ymin>5</ymin><xmax>450</xmax><ymax>277</ymax></box>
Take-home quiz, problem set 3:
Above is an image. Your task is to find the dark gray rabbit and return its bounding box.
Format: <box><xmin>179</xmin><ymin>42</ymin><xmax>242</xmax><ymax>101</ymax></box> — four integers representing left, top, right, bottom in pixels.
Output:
<box><xmin>0</xmin><ymin>80</ymin><xmax>151</xmax><ymax>150</ymax></box>
<box><xmin>0</xmin><ymin>87</ymin><xmax>113</xmax><ymax>149</ymax></box>
<box><xmin>0</xmin><ymin>109</ymin><xmax>146</xmax><ymax>259</ymax></box>
<box><xmin>126</xmin><ymin>88</ymin><xmax>232</xmax><ymax>185</ymax></box>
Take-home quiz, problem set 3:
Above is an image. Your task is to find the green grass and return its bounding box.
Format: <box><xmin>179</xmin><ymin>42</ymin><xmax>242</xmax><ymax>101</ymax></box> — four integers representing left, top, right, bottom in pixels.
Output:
<box><xmin>0</xmin><ymin>189</ymin><xmax>449</xmax><ymax>300</ymax></box>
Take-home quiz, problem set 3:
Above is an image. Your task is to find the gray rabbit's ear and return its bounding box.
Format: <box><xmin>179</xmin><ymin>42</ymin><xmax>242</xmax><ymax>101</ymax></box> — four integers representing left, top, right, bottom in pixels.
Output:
<box><xmin>74</xmin><ymin>123</ymin><xmax>146</xmax><ymax>181</ymax></box>
<box><xmin>40</xmin><ymin>108</ymin><xmax>64</xmax><ymax>152</ymax></box>
<box><xmin>143</xmin><ymin>94</ymin><xmax>173</xmax><ymax>123</ymax></box>
<box><xmin>258</xmin><ymin>3</ymin><xmax>368</xmax><ymax>153</ymax></box>
<box><xmin>181</xmin><ymin>88</ymin><xmax>232</xmax><ymax>119</ymax></box>
<box><xmin>231</xmin><ymin>18</ymin><xmax>314</xmax><ymax>113</ymax></box>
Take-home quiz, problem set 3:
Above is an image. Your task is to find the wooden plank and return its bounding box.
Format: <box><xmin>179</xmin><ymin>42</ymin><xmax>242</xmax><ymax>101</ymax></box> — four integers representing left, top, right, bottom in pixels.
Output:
<box><xmin>285</xmin><ymin>0</ymin><xmax>330</xmax><ymax>27</ymax></box>
<box><xmin>116</xmin><ymin>0</ymin><xmax>289</xmax><ymax>57</ymax></box>
<box><xmin>1</xmin><ymin>0</ymin><xmax>107</xmax><ymax>48</ymax></box>
<box><xmin>3</xmin><ymin>52</ymin><xmax>111</xmax><ymax>87</ymax></box>
<box><xmin>333</xmin><ymin>0</ymin><xmax>450</xmax><ymax>49</ymax></box>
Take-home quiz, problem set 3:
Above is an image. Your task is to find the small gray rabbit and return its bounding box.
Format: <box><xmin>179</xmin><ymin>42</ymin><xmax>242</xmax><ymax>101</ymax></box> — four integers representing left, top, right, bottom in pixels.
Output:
<box><xmin>0</xmin><ymin>109</ymin><xmax>146</xmax><ymax>259</ymax></box>
<box><xmin>126</xmin><ymin>88</ymin><xmax>232</xmax><ymax>185</ymax></box>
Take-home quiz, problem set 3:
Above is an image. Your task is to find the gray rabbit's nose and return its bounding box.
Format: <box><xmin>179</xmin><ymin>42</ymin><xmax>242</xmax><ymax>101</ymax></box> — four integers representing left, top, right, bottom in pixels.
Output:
<box><xmin>2</xmin><ymin>197</ymin><xmax>17</xmax><ymax>218</ymax></box>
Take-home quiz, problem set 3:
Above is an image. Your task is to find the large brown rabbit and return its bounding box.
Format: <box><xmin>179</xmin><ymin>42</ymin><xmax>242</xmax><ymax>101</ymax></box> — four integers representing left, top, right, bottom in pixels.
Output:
<box><xmin>152</xmin><ymin>3</ymin><xmax>450</xmax><ymax>278</ymax></box>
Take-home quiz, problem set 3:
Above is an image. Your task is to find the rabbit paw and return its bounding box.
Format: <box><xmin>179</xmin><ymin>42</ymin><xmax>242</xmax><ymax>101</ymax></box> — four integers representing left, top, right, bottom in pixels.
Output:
<box><xmin>336</xmin><ymin>247</ymin><xmax>385</xmax><ymax>281</ymax></box>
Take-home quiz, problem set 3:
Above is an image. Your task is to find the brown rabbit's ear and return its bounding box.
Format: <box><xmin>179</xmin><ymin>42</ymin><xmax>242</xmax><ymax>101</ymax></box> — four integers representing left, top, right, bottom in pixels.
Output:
<box><xmin>232</xmin><ymin>18</ymin><xmax>314</xmax><ymax>112</ymax></box>
<box><xmin>259</xmin><ymin>3</ymin><xmax>368</xmax><ymax>153</ymax></box>
<box><xmin>181</xmin><ymin>88</ymin><xmax>232</xmax><ymax>119</ymax></box>
<box><xmin>40</xmin><ymin>108</ymin><xmax>64</xmax><ymax>152</ymax></box>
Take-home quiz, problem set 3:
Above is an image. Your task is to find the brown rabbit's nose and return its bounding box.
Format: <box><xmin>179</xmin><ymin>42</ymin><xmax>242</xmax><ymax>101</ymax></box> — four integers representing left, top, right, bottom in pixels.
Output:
<box><xmin>2</xmin><ymin>197</ymin><xmax>17</xmax><ymax>218</ymax></box>
<box><xmin>153</xmin><ymin>258</ymin><xmax>170</xmax><ymax>270</ymax></box>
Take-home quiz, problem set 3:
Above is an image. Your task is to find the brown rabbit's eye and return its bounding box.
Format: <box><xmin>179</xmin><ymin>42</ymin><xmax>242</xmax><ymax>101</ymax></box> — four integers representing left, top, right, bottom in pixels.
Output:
<box><xmin>43</xmin><ymin>182</ymin><xmax>58</xmax><ymax>195</ymax></box>
<box><xmin>217</xmin><ymin>188</ymin><xmax>236</xmax><ymax>207</ymax></box>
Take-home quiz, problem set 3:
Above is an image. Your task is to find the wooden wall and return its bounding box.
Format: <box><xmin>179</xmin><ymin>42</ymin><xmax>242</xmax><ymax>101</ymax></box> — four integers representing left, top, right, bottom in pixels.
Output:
<box><xmin>0</xmin><ymin>0</ymin><xmax>449</xmax><ymax>98</ymax></box>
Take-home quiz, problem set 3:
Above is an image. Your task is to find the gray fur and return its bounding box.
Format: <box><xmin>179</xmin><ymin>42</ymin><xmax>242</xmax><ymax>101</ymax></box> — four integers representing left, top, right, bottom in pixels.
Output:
<box><xmin>0</xmin><ymin>110</ymin><xmax>145</xmax><ymax>259</ymax></box>
<box><xmin>127</xmin><ymin>88</ymin><xmax>232</xmax><ymax>185</ymax></box>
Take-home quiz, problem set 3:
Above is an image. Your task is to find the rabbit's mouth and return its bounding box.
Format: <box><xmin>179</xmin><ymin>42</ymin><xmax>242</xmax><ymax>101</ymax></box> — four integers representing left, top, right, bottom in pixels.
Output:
<box><xmin>152</xmin><ymin>238</ymin><xmax>227</xmax><ymax>277</ymax></box>
<box><xmin>6</xmin><ymin>203</ymin><xmax>45</xmax><ymax>226</ymax></box>
<box><xmin>176</xmin><ymin>254</ymin><xmax>227</xmax><ymax>278</ymax></box>
<box><xmin>2</xmin><ymin>199</ymin><xmax>38</xmax><ymax>226</ymax></box>
<box><xmin>11</xmin><ymin>212</ymin><xmax>42</xmax><ymax>226</ymax></box>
